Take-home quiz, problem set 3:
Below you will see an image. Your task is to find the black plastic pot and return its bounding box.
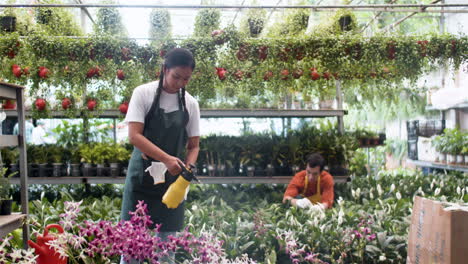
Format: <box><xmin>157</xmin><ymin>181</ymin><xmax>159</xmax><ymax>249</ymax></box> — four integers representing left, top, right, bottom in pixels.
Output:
<box><xmin>82</xmin><ymin>163</ymin><xmax>95</xmax><ymax>176</ymax></box>
<box><xmin>339</xmin><ymin>15</ymin><xmax>353</xmax><ymax>31</ymax></box>
<box><xmin>247</xmin><ymin>166</ymin><xmax>255</xmax><ymax>177</ymax></box>
<box><xmin>9</xmin><ymin>163</ymin><xmax>19</xmax><ymax>177</ymax></box>
<box><xmin>38</xmin><ymin>163</ymin><xmax>48</xmax><ymax>177</ymax></box>
<box><xmin>70</xmin><ymin>163</ymin><xmax>81</xmax><ymax>176</ymax></box>
<box><xmin>0</xmin><ymin>16</ymin><xmax>16</xmax><ymax>32</ymax></box>
<box><xmin>216</xmin><ymin>164</ymin><xmax>226</xmax><ymax>177</ymax></box>
<box><xmin>248</xmin><ymin>18</ymin><xmax>264</xmax><ymax>36</ymax></box>
<box><xmin>207</xmin><ymin>164</ymin><xmax>216</xmax><ymax>177</ymax></box>
<box><xmin>0</xmin><ymin>200</ymin><xmax>13</xmax><ymax>215</ymax></box>
<box><xmin>52</xmin><ymin>163</ymin><xmax>63</xmax><ymax>177</ymax></box>
<box><xmin>266</xmin><ymin>164</ymin><xmax>275</xmax><ymax>177</ymax></box>
<box><xmin>109</xmin><ymin>163</ymin><xmax>120</xmax><ymax>177</ymax></box>
<box><xmin>96</xmin><ymin>164</ymin><xmax>106</xmax><ymax>177</ymax></box>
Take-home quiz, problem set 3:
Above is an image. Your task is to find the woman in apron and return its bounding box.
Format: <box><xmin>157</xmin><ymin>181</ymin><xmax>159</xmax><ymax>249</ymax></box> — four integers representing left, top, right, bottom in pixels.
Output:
<box><xmin>120</xmin><ymin>48</ymin><xmax>200</xmax><ymax>264</ymax></box>
<box><xmin>282</xmin><ymin>153</ymin><xmax>335</xmax><ymax>209</ymax></box>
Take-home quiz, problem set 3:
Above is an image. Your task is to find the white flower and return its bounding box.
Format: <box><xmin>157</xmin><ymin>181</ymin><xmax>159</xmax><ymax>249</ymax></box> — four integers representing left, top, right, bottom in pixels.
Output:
<box><xmin>377</xmin><ymin>184</ymin><xmax>383</xmax><ymax>196</ymax></box>
<box><xmin>351</xmin><ymin>189</ymin><xmax>356</xmax><ymax>199</ymax></box>
<box><xmin>440</xmin><ymin>180</ymin><xmax>444</xmax><ymax>188</ymax></box>
<box><xmin>430</xmin><ymin>179</ymin><xmax>436</xmax><ymax>190</ymax></box>
<box><xmin>356</xmin><ymin>188</ymin><xmax>361</xmax><ymax>198</ymax></box>
<box><xmin>379</xmin><ymin>255</ymin><xmax>387</xmax><ymax>261</ymax></box>
<box><xmin>337</xmin><ymin>209</ymin><xmax>344</xmax><ymax>225</ymax></box>
<box><xmin>337</xmin><ymin>196</ymin><xmax>344</xmax><ymax>206</ymax></box>
<box><xmin>396</xmin><ymin>192</ymin><xmax>402</xmax><ymax>200</ymax></box>
<box><xmin>434</xmin><ymin>188</ymin><xmax>441</xmax><ymax>196</ymax></box>
<box><xmin>370</xmin><ymin>191</ymin><xmax>374</xmax><ymax>200</ymax></box>
<box><xmin>457</xmin><ymin>186</ymin><xmax>461</xmax><ymax>195</ymax></box>
<box><xmin>390</xmin><ymin>184</ymin><xmax>395</xmax><ymax>193</ymax></box>
<box><xmin>9</xmin><ymin>249</ymin><xmax>23</xmax><ymax>262</ymax></box>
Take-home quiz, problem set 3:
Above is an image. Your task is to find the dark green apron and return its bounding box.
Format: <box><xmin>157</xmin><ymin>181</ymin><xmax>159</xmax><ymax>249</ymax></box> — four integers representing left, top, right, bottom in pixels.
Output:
<box><xmin>121</xmin><ymin>89</ymin><xmax>188</xmax><ymax>232</ymax></box>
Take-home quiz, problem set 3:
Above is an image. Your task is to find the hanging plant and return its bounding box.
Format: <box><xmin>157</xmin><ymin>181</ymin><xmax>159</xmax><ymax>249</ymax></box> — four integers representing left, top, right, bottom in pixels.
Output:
<box><xmin>240</xmin><ymin>1</ymin><xmax>267</xmax><ymax>37</ymax></box>
<box><xmin>193</xmin><ymin>9</ymin><xmax>221</xmax><ymax>37</ymax></box>
<box><xmin>149</xmin><ymin>9</ymin><xmax>172</xmax><ymax>47</ymax></box>
<box><xmin>34</xmin><ymin>0</ymin><xmax>83</xmax><ymax>36</ymax></box>
<box><xmin>94</xmin><ymin>6</ymin><xmax>126</xmax><ymax>36</ymax></box>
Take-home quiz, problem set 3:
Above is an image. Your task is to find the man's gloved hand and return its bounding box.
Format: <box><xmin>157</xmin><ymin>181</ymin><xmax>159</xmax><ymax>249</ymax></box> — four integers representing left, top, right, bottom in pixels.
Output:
<box><xmin>294</xmin><ymin>198</ymin><xmax>313</xmax><ymax>209</ymax></box>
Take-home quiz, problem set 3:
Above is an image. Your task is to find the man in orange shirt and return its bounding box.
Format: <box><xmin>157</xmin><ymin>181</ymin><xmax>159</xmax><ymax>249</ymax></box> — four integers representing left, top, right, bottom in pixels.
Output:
<box><xmin>282</xmin><ymin>153</ymin><xmax>334</xmax><ymax>209</ymax></box>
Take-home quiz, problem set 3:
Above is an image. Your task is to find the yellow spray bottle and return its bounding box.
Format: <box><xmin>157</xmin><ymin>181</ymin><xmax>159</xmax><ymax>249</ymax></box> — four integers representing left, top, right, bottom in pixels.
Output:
<box><xmin>162</xmin><ymin>163</ymin><xmax>198</xmax><ymax>209</ymax></box>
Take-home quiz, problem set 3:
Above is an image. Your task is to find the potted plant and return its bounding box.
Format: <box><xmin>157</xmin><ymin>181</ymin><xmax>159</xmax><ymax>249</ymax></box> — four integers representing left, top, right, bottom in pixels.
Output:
<box><xmin>193</xmin><ymin>8</ymin><xmax>221</xmax><ymax>37</ymax></box>
<box><xmin>69</xmin><ymin>145</ymin><xmax>82</xmax><ymax>177</ymax></box>
<box><xmin>432</xmin><ymin>134</ymin><xmax>447</xmax><ymax>163</ymax></box>
<box><xmin>30</xmin><ymin>145</ymin><xmax>50</xmax><ymax>177</ymax></box>
<box><xmin>48</xmin><ymin>145</ymin><xmax>65</xmax><ymax>177</ymax></box>
<box><xmin>241</xmin><ymin>1</ymin><xmax>266</xmax><ymax>37</ymax></box>
<box><xmin>1</xmin><ymin>148</ymin><xmax>19</xmax><ymax>176</ymax></box>
<box><xmin>444</xmin><ymin>128</ymin><xmax>462</xmax><ymax>165</ymax></box>
<box><xmin>0</xmin><ymin>15</ymin><xmax>16</xmax><ymax>32</ymax></box>
<box><xmin>0</xmin><ymin>167</ymin><xmax>15</xmax><ymax>215</ymax></box>
<box><xmin>239</xmin><ymin>136</ymin><xmax>262</xmax><ymax>177</ymax></box>
<box><xmin>93</xmin><ymin>143</ymin><xmax>110</xmax><ymax>177</ymax></box>
<box><xmin>462</xmin><ymin>146</ymin><xmax>468</xmax><ymax>166</ymax></box>
<box><xmin>79</xmin><ymin>144</ymin><xmax>96</xmax><ymax>176</ymax></box>
<box><xmin>107</xmin><ymin>143</ymin><xmax>130</xmax><ymax>177</ymax></box>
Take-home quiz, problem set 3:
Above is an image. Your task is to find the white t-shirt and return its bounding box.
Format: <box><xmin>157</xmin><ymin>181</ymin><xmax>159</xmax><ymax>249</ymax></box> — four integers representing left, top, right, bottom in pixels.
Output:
<box><xmin>125</xmin><ymin>81</ymin><xmax>200</xmax><ymax>138</ymax></box>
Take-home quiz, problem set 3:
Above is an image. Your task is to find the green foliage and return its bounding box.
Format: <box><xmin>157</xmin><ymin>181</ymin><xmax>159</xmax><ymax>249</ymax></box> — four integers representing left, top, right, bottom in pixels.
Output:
<box><xmin>0</xmin><ymin>147</ymin><xmax>19</xmax><ymax>165</ymax></box>
<box><xmin>193</xmin><ymin>9</ymin><xmax>221</xmax><ymax>37</ymax></box>
<box><xmin>94</xmin><ymin>6</ymin><xmax>126</xmax><ymax>36</ymax></box>
<box><xmin>239</xmin><ymin>2</ymin><xmax>267</xmax><ymax>37</ymax></box>
<box><xmin>149</xmin><ymin>9</ymin><xmax>172</xmax><ymax>47</ymax></box>
<box><xmin>34</xmin><ymin>0</ymin><xmax>83</xmax><ymax>36</ymax></box>
<box><xmin>267</xmin><ymin>5</ymin><xmax>310</xmax><ymax>37</ymax></box>
<box><xmin>51</xmin><ymin>120</ymin><xmax>84</xmax><ymax>149</ymax></box>
<box><xmin>432</xmin><ymin>127</ymin><xmax>467</xmax><ymax>154</ymax></box>
<box><xmin>0</xmin><ymin>167</ymin><xmax>15</xmax><ymax>199</ymax></box>
<box><xmin>78</xmin><ymin>143</ymin><xmax>95</xmax><ymax>164</ymax></box>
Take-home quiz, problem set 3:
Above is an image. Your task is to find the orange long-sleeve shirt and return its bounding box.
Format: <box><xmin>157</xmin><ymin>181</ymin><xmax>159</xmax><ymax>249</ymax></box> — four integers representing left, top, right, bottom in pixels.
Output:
<box><xmin>283</xmin><ymin>170</ymin><xmax>334</xmax><ymax>207</ymax></box>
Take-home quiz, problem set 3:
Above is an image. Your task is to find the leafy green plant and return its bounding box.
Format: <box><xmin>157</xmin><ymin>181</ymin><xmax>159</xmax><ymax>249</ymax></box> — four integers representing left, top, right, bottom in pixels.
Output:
<box><xmin>0</xmin><ymin>147</ymin><xmax>19</xmax><ymax>165</ymax></box>
<box><xmin>94</xmin><ymin>3</ymin><xmax>126</xmax><ymax>36</ymax></box>
<box><xmin>193</xmin><ymin>8</ymin><xmax>220</xmax><ymax>37</ymax></box>
<box><xmin>78</xmin><ymin>144</ymin><xmax>96</xmax><ymax>164</ymax></box>
<box><xmin>34</xmin><ymin>0</ymin><xmax>83</xmax><ymax>36</ymax></box>
<box><xmin>240</xmin><ymin>1</ymin><xmax>267</xmax><ymax>37</ymax></box>
<box><xmin>0</xmin><ymin>167</ymin><xmax>15</xmax><ymax>199</ymax></box>
<box><xmin>149</xmin><ymin>9</ymin><xmax>171</xmax><ymax>47</ymax></box>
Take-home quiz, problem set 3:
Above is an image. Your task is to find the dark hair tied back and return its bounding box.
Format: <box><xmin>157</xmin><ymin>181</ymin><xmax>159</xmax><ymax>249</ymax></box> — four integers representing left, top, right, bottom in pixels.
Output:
<box><xmin>306</xmin><ymin>153</ymin><xmax>326</xmax><ymax>171</ymax></box>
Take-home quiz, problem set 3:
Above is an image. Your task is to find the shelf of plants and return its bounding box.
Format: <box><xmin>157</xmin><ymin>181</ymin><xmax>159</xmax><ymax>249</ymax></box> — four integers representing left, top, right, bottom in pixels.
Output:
<box><xmin>9</xmin><ymin>175</ymin><xmax>350</xmax><ymax>185</ymax></box>
<box><xmin>408</xmin><ymin>159</ymin><xmax>468</xmax><ymax>173</ymax></box>
<box><xmin>3</xmin><ymin>108</ymin><xmax>347</xmax><ymax>118</ymax></box>
<box><xmin>0</xmin><ymin>82</ymin><xmax>29</xmax><ymax>246</ymax></box>
<box><xmin>0</xmin><ymin>213</ymin><xmax>26</xmax><ymax>238</ymax></box>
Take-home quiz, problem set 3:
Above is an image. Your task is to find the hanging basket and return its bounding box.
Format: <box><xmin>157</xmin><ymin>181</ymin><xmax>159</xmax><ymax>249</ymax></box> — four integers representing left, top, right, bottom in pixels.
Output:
<box><xmin>338</xmin><ymin>15</ymin><xmax>353</xmax><ymax>32</ymax></box>
<box><xmin>0</xmin><ymin>16</ymin><xmax>16</xmax><ymax>32</ymax></box>
<box><xmin>248</xmin><ymin>18</ymin><xmax>264</xmax><ymax>36</ymax></box>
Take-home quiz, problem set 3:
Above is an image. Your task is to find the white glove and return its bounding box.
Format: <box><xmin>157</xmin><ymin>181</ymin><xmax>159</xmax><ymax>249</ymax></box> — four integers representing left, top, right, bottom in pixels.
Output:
<box><xmin>295</xmin><ymin>198</ymin><xmax>313</xmax><ymax>209</ymax></box>
<box><xmin>144</xmin><ymin>162</ymin><xmax>167</xmax><ymax>185</ymax></box>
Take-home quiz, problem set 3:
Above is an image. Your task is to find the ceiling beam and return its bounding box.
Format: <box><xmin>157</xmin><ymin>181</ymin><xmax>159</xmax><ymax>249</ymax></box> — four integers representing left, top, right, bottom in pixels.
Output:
<box><xmin>0</xmin><ymin>3</ymin><xmax>466</xmax><ymax>10</ymax></box>
<box><xmin>382</xmin><ymin>0</ymin><xmax>442</xmax><ymax>32</ymax></box>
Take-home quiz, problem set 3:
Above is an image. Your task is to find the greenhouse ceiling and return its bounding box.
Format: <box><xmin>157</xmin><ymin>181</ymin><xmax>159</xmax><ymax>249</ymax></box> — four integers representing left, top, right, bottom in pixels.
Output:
<box><xmin>1</xmin><ymin>0</ymin><xmax>467</xmax><ymax>39</ymax></box>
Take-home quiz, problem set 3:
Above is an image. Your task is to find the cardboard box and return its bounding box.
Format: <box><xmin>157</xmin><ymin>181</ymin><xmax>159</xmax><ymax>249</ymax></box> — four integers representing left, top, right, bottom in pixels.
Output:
<box><xmin>407</xmin><ymin>196</ymin><xmax>468</xmax><ymax>264</ymax></box>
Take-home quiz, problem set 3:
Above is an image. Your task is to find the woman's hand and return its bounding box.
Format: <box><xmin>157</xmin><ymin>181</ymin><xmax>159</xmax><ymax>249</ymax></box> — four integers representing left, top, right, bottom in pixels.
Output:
<box><xmin>163</xmin><ymin>156</ymin><xmax>184</xmax><ymax>176</ymax></box>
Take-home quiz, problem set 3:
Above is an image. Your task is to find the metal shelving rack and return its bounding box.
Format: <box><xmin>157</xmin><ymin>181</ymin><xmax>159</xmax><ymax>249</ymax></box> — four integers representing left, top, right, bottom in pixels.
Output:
<box><xmin>407</xmin><ymin>160</ymin><xmax>468</xmax><ymax>173</ymax></box>
<box><xmin>0</xmin><ymin>82</ymin><xmax>28</xmax><ymax>245</ymax></box>
<box><xmin>10</xmin><ymin>175</ymin><xmax>349</xmax><ymax>185</ymax></box>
